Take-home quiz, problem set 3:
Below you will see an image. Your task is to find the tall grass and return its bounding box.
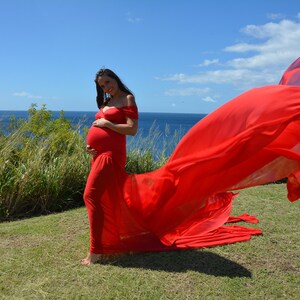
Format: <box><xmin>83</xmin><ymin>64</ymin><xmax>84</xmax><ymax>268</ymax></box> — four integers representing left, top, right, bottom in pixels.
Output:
<box><xmin>0</xmin><ymin>105</ymin><xmax>183</xmax><ymax>220</ymax></box>
<box><xmin>0</xmin><ymin>105</ymin><xmax>90</xmax><ymax>220</ymax></box>
<box><xmin>126</xmin><ymin>121</ymin><xmax>183</xmax><ymax>173</ymax></box>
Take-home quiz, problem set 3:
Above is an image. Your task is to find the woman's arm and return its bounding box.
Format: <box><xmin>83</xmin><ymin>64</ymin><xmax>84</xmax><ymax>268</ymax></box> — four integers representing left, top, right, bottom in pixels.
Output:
<box><xmin>93</xmin><ymin>117</ymin><xmax>138</xmax><ymax>136</ymax></box>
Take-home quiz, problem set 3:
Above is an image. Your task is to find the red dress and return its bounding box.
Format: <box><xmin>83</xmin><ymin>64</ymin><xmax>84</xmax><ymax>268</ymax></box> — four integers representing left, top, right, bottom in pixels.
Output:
<box><xmin>84</xmin><ymin>57</ymin><xmax>300</xmax><ymax>254</ymax></box>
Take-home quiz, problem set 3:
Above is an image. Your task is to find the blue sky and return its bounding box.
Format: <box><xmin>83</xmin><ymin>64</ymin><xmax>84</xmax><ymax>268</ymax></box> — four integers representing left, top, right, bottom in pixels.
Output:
<box><xmin>1</xmin><ymin>0</ymin><xmax>300</xmax><ymax>113</ymax></box>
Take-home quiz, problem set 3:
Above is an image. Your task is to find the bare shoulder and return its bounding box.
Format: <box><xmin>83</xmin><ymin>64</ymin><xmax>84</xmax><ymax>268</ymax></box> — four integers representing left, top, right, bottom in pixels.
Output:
<box><xmin>126</xmin><ymin>94</ymin><xmax>136</xmax><ymax>106</ymax></box>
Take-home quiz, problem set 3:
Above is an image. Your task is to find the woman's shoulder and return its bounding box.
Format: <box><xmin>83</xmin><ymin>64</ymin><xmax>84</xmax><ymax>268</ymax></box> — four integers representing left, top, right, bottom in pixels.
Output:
<box><xmin>125</xmin><ymin>94</ymin><xmax>136</xmax><ymax>106</ymax></box>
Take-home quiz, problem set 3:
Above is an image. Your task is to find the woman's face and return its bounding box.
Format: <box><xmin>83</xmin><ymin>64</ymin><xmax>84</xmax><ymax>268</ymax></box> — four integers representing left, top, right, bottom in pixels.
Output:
<box><xmin>97</xmin><ymin>75</ymin><xmax>119</xmax><ymax>96</ymax></box>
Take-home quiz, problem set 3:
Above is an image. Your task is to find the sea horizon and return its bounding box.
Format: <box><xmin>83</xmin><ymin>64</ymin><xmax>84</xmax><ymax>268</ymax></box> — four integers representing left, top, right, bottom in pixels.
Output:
<box><xmin>0</xmin><ymin>110</ymin><xmax>207</xmax><ymax>157</ymax></box>
<box><xmin>0</xmin><ymin>110</ymin><xmax>207</xmax><ymax>150</ymax></box>
<box><xmin>0</xmin><ymin>109</ymin><xmax>207</xmax><ymax>115</ymax></box>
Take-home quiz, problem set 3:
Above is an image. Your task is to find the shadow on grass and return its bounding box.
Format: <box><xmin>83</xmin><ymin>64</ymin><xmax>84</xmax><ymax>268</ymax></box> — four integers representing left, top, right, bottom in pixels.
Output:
<box><xmin>105</xmin><ymin>250</ymin><xmax>252</xmax><ymax>278</ymax></box>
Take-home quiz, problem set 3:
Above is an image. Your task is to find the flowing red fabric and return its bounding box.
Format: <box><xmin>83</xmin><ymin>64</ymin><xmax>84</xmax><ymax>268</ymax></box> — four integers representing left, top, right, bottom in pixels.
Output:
<box><xmin>84</xmin><ymin>58</ymin><xmax>300</xmax><ymax>254</ymax></box>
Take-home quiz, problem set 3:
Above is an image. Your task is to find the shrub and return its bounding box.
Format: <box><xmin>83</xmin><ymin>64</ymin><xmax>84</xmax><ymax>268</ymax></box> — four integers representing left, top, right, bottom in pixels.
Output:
<box><xmin>0</xmin><ymin>104</ymin><xmax>90</xmax><ymax>220</ymax></box>
<box><xmin>0</xmin><ymin>105</ymin><xmax>180</xmax><ymax>220</ymax></box>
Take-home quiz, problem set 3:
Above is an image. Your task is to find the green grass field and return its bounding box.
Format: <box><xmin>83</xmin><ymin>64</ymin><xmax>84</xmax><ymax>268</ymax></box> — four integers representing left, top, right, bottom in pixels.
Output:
<box><xmin>0</xmin><ymin>184</ymin><xmax>299</xmax><ymax>300</ymax></box>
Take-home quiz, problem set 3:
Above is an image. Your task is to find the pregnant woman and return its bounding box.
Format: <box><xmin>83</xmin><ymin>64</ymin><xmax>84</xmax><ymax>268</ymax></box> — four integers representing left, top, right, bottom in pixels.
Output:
<box><xmin>81</xmin><ymin>68</ymin><xmax>138</xmax><ymax>265</ymax></box>
<box><xmin>81</xmin><ymin>58</ymin><xmax>300</xmax><ymax>265</ymax></box>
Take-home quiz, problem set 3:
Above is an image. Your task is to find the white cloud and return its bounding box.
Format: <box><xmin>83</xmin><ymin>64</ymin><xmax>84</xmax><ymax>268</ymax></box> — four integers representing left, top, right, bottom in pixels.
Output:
<box><xmin>224</xmin><ymin>20</ymin><xmax>300</xmax><ymax>71</ymax></box>
<box><xmin>13</xmin><ymin>92</ymin><xmax>42</xmax><ymax>99</ymax></box>
<box><xmin>267</xmin><ymin>13</ymin><xmax>286</xmax><ymax>20</ymax></box>
<box><xmin>202</xmin><ymin>96</ymin><xmax>216</xmax><ymax>103</ymax></box>
<box><xmin>163</xmin><ymin>69</ymin><xmax>278</xmax><ymax>86</ymax></box>
<box><xmin>158</xmin><ymin>18</ymin><xmax>300</xmax><ymax>90</ymax></box>
<box><xmin>198</xmin><ymin>59</ymin><xmax>219</xmax><ymax>67</ymax></box>
<box><xmin>126</xmin><ymin>12</ymin><xmax>142</xmax><ymax>23</ymax></box>
<box><xmin>127</xmin><ymin>17</ymin><xmax>142</xmax><ymax>23</ymax></box>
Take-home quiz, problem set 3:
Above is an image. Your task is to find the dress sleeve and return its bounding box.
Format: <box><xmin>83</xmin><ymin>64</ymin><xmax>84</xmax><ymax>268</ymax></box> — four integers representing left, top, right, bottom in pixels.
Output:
<box><xmin>122</xmin><ymin>105</ymin><xmax>138</xmax><ymax>119</ymax></box>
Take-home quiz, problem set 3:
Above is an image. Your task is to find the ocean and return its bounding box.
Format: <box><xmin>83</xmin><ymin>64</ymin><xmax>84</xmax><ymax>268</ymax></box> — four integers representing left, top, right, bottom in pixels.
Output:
<box><xmin>0</xmin><ymin>110</ymin><xmax>206</xmax><ymax>134</ymax></box>
<box><xmin>0</xmin><ymin>110</ymin><xmax>207</xmax><ymax>155</ymax></box>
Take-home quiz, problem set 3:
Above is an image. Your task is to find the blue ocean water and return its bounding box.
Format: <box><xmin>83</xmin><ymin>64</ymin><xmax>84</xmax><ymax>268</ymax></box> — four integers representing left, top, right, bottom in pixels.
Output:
<box><xmin>0</xmin><ymin>110</ymin><xmax>206</xmax><ymax>134</ymax></box>
<box><xmin>0</xmin><ymin>110</ymin><xmax>206</xmax><ymax>155</ymax></box>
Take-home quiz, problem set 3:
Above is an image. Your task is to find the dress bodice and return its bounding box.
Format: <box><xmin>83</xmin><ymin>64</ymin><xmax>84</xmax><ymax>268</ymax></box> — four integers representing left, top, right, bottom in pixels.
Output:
<box><xmin>86</xmin><ymin>106</ymin><xmax>138</xmax><ymax>166</ymax></box>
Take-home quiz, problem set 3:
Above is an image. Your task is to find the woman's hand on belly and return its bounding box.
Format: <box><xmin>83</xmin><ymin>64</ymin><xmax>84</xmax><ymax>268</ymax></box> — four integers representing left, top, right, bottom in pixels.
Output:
<box><xmin>86</xmin><ymin>145</ymin><xmax>98</xmax><ymax>156</ymax></box>
<box><xmin>92</xmin><ymin>118</ymin><xmax>110</xmax><ymax>128</ymax></box>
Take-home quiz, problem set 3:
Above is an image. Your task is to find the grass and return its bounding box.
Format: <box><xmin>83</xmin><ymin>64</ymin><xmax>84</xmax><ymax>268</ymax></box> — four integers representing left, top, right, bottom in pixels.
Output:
<box><xmin>0</xmin><ymin>184</ymin><xmax>299</xmax><ymax>299</ymax></box>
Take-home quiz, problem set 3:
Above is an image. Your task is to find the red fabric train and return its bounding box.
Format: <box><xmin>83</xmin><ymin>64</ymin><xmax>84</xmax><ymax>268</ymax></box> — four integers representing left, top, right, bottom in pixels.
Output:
<box><xmin>84</xmin><ymin>57</ymin><xmax>300</xmax><ymax>254</ymax></box>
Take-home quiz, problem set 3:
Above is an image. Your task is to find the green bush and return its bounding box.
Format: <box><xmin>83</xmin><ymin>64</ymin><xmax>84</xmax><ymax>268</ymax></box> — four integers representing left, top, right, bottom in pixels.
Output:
<box><xmin>0</xmin><ymin>105</ymin><xmax>181</xmax><ymax>220</ymax></box>
<box><xmin>0</xmin><ymin>104</ymin><xmax>90</xmax><ymax>220</ymax></box>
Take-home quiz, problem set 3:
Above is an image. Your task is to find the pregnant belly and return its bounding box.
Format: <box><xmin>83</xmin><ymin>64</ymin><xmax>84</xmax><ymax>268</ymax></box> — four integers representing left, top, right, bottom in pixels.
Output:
<box><xmin>86</xmin><ymin>126</ymin><xmax>125</xmax><ymax>154</ymax></box>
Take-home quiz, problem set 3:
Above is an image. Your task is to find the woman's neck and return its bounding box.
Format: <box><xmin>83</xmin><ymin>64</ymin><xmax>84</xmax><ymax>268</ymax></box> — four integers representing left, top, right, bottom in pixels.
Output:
<box><xmin>111</xmin><ymin>91</ymin><xmax>127</xmax><ymax>103</ymax></box>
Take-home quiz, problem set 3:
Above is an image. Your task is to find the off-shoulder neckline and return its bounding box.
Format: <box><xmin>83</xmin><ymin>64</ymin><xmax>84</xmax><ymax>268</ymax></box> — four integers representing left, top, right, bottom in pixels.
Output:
<box><xmin>101</xmin><ymin>105</ymin><xmax>137</xmax><ymax>113</ymax></box>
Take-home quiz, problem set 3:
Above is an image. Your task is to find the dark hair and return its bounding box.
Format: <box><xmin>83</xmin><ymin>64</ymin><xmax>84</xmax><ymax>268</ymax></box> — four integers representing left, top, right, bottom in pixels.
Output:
<box><xmin>94</xmin><ymin>68</ymin><xmax>133</xmax><ymax>109</ymax></box>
